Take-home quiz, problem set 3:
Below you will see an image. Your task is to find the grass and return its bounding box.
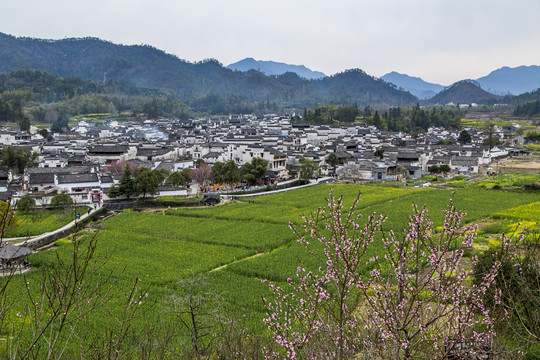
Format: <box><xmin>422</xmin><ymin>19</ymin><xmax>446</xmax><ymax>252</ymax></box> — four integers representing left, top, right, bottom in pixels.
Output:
<box><xmin>5</xmin><ymin>207</ymin><xmax>88</xmax><ymax>238</ymax></box>
<box><xmin>473</xmin><ymin>173</ymin><xmax>540</xmax><ymax>190</ymax></box>
<box><xmin>5</xmin><ymin>184</ymin><xmax>540</xmax><ymax>354</ymax></box>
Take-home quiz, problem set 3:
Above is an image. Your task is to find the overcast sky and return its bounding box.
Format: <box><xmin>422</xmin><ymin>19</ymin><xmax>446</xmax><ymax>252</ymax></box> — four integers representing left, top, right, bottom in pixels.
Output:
<box><xmin>2</xmin><ymin>0</ymin><xmax>539</xmax><ymax>85</ymax></box>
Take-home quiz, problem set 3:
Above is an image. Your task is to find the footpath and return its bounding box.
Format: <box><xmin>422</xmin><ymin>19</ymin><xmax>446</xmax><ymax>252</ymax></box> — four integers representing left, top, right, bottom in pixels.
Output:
<box><xmin>3</xmin><ymin>205</ymin><xmax>106</xmax><ymax>250</ymax></box>
<box><xmin>225</xmin><ymin>177</ymin><xmax>335</xmax><ymax>199</ymax></box>
<box><xmin>4</xmin><ymin>177</ymin><xmax>335</xmax><ymax>248</ymax></box>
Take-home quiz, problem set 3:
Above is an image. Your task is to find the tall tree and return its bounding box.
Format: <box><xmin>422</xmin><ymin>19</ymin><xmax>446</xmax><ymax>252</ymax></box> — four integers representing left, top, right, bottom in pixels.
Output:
<box><xmin>326</xmin><ymin>153</ymin><xmax>339</xmax><ymax>174</ymax></box>
<box><xmin>240</xmin><ymin>157</ymin><xmax>269</xmax><ymax>184</ymax></box>
<box><xmin>166</xmin><ymin>168</ymin><xmax>192</xmax><ymax>187</ymax></box>
<box><xmin>298</xmin><ymin>158</ymin><xmax>318</xmax><ymax>181</ymax></box>
<box><xmin>222</xmin><ymin>160</ymin><xmax>239</xmax><ymax>186</ymax></box>
<box><xmin>118</xmin><ymin>164</ymin><xmax>135</xmax><ymax>198</ymax></box>
<box><xmin>1</xmin><ymin>146</ymin><xmax>38</xmax><ymax>174</ymax></box>
<box><xmin>190</xmin><ymin>164</ymin><xmax>212</xmax><ymax>187</ymax></box>
<box><xmin>458</xmin><ymin>130</ymin><xmax>472</xmax><ymax>144</ymax></box>
<box><xmin>211</xmin><ymin>162</ymin><xmax>225</xmax><ymax>183</ymax></box>
<box><xmin>134</xmin><ymin>167</ymin><xmax>160</xmax><ymax>199</ymax></box>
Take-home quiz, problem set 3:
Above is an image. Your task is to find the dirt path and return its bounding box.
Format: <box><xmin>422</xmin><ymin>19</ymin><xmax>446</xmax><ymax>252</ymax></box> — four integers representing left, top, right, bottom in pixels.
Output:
<box><xmin>209</xmin><ymin>252</ymin><xmax>265</xmax><ymax>272</ymax></box>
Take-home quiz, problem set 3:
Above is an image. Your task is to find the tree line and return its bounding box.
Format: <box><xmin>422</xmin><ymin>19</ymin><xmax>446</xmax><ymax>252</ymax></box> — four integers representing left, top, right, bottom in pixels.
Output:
<box><xmin>368</xmin><ymin>104</ymin><xmax>464</xmax><ymax>132</ymax></box>
<box><xmin>514</xmin><ymin>99</ymin><xmax>540</xmax><ymax>117</ymax></box>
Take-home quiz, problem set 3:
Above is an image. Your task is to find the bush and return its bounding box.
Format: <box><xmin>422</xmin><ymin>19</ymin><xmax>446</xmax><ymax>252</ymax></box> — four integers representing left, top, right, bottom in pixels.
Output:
<box><xmin>17</xmin><ymin>194</ymin><xmax>36</xmax><ymax>213</ymax></box>
<box><xmin>50</xmin><ymin>193</ymin><xmax>74</xmax><ymax>211</ymax></box>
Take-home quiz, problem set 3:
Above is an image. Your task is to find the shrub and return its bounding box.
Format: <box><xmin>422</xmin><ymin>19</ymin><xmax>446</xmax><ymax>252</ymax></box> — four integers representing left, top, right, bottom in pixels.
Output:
<box><xmin>17</xmin><ymin>194</ymin><xmax>36</xmax><ymax>213</ymax></box>
<box><xmin>50</xmin><ymin>193</ymin><xmax>74</xmax><ymax>211</ymax></box>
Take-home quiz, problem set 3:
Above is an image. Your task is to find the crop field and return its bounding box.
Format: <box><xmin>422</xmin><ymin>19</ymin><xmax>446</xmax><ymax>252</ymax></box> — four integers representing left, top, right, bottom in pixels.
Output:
<box><xmin>8</xmin><ymin>184</ymin><xmax>540</xmax><ymax>353</ymax></box>
<box><xmin>461</xmin><ymin>118</ymin><xmax>536</xmax><ymax>130</ymax></box>
<box><xmin>473</xmin><ymin>173</ymin><xmax>540</xmax><ymax>189</ymax></box>
<box><xmin>5</xmin><ymin>207</ymin><xmax>87</xmax><ymax>238</ymax></box>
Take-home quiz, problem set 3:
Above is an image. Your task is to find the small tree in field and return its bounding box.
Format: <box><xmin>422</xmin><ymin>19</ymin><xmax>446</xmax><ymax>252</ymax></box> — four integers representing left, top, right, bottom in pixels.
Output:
<box><xmin>263</xmin><ymin>192</ymin><xmax>505</xmax><ymax>360</ymax></box>
<box><xmin>17</xmin><ymin>195</ymin><xmax>35</xmax><ymax>214</ymax></box>
<box><xmin>358</xmin><ymin>202</ymin><xmax>504</xmax><ymax>359</ymax></box>
<box><xmin>50</xmin><ymin>193</ymin><xmax>73</xmax><ymax>214</ymax></box>
<box><xmin>190</xmin><ymin>164</ymin><xmax>212</xmax><ymax>188</ymax></box>
<box><xmin>263</xmin><ymin>192</ymin><xmax>384</xmax><ymax>359</ymax></box>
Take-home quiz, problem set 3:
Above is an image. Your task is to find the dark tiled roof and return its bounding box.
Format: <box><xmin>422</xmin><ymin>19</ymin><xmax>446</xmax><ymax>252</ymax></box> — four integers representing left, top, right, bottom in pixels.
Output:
<box><xmin>0</xmin><ymin>244</ymin><xmax>32</xmax><ymax>260</ymax></box>
<box><xmin>57</xmin><ymin>173</ymin><xmax>99</xmax><ymax>184</ymax></box>
<box><xmin>136</xmin><ymin>147</ymin><xmax>174</xmax><ymax>157</ymax></box>
<box><xmin>100</xmin><ymin>175</ymin><xmax>113</xmax><ymax>184</ymax></box>
<box><xmin>89</xmin><ymin>145</ymin><xmax>129</xmax><ymax>155</ymax></box>
<box><xmin>29</xmin><ymin>173</ymin><xmax>55</xmax><ymax>184</ymax></box>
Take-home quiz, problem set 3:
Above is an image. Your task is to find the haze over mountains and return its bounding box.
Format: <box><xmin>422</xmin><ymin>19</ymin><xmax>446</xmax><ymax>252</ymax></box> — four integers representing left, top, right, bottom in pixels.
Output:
<box><xmin>227</xmin><ymin>58</ymin><xmax>326</xmax><ymax>80</ymax></box>
<box><xmin>0</xmin><ymin>32</ymin><xmax>539</xmax><ymax>109</ymax></box>
<box><xmin>381</xmin><ymin>72</ymin><xmax>444</xmax><ymax>100</ymax></box>
<box><xmin>382</xmin><ymin>66</ymin><xmax>540</xmax><ymax>99</ymax></box>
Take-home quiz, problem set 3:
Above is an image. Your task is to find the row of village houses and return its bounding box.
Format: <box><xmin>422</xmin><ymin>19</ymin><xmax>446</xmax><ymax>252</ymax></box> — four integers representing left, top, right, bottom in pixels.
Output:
<box><xmin>0</xmin><ymin>116</ymin><xmax>529</xmax><ymax>205</ymax></box>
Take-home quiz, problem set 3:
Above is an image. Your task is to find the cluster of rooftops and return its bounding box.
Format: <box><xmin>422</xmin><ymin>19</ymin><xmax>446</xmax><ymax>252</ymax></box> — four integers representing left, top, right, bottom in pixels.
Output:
<box><xmin>0</xmin><ymin>114</ymin><xmax>529</xmax><ymax>204</ymax></box>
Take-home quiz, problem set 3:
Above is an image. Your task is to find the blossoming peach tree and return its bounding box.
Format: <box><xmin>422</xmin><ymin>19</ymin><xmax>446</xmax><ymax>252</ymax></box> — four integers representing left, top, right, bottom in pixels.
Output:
<box><xmin>263</xmin><ymin>191</ymin><xmax>507</xmax><ymax>360</ymax></box>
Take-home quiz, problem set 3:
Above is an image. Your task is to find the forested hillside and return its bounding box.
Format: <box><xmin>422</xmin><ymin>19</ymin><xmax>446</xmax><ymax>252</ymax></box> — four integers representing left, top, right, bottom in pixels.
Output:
<box><xmin>426</xmin><ymin>80</ymin><xmax>502</xmax><ymax>105</ymax></box>
<box><xmin>0</xmin><ymin>33</ymin><xmax>417</xmax><ymax>110</ymax></box>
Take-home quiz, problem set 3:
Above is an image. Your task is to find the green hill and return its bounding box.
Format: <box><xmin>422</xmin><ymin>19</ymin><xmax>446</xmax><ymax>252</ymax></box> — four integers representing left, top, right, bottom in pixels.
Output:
<box><xmin>426</xmin><ymin>80</ymin><xmax>502</xmax><ymax>105</ymax></box>
<box><xmin>0</xmin><ymin>33</ymin><xmax>417</xmax><ymax>109</ymax></box>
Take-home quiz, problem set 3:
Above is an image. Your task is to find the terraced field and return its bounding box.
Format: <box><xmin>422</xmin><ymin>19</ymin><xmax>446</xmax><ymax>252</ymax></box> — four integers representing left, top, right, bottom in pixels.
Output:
<box><xmin>8</xmin><ymin>183</ymin><xmax>540</xmax><ymax>354</ymax></box>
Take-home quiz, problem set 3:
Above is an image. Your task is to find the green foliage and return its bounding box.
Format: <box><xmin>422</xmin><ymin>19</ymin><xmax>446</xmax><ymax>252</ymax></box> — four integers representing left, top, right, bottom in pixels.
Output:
<box><xmin>222</xmin><ymin>160</ymin><xmax>240</xmax><ymax>185</ymax></box>
<box><xmin>298</xmin><ymin>158</ymin><xmax>318</xmax><ymax>180</ymax></box>
<box><xmin>300</xmin><ymin>105</ymin><xmax>359</xmax><ymax>124</ymax></box>
<box><xmin>374</xmin><ymin>148</ymin><xmax>384</xmax><ymax>159</ymax></box>
<box><xmin>458</xmin><ymin>129</ymin><xmax>472</xmax><ymax>144</ymax></box>
<box><xmin>18</xmin><ymin>116</ymin><xmax>30</xmax><ymax>131</ymax></box>
<box><xmin>16</xmin><ymin>194</ymin><xmax>35</xmax><ymax>213</ymax></box>
<box><xmin>11</xmin><ymin>184</ymin><xmax>540</xmax><ymax>356</ymax></box>
<box><xmin>5</xmin><ymin>207</ymin><xmax>86</xmax><ymax>237</ymax></box>
<box><xmin>514</xmin><ymin>99</ymin><xmax>540</xmax><ymax>117</ymax></box>
<box><xmin>0</xmin><ymin>35</ymin><xmax>420</xmax><ymax>115</ymax></box>
<box><xmin>326</xmin><ymin>152</ymin><xmax>339</xmax><ymax>169</ymax></box>
<box><xmin>526</xmin><ymin>130</ymin><xmax>540</xmax><ymax>143</ymax></box>
<box><xmin>166</xmin><ymin>169</ymin><xmax>192</xmax><ymax>187</ymax></box>
<box><xmin>447</xmin><ymin>180</ymin><xmax>468</xmax><ymax>188</ymax></box>
<box><xmin>483</xmin><ymin>136</ymin><xmax>502</xmax><ymax>147</ymax></box>
<box><xmin>0</xmin><ymin>201</ymin><xmax>19</xmax><ymax>236</ymax></box>
<box><xmin>118</xmin><ymin>164</ymin><xmax>135</xmax><ymax>198</ymax></box>
<box><xmin>37</xmin><ymin>128</ymin><xmax>53</xmax><ymax>141</ymax></box>
<box><xmin>141</xmin><ymin>97</ymin><xmax>190</xmax><ymax>120</ymax></box>
<box><xmin>439</xmin><ymin>164</ymin><xmax>451</xmax><ymax>173</ymax></box>
<box><xmin>474</xmin><ymin>173</ymin><xmax>540</xmax><ymax>190</ymax></box>
<box><xmin>0</xmin><ymin>146</ymin><xmax>38</xmax><ymax>174</ymax></box>
<box><xmin>240</xmin><ymin>158</ymin><xmax>268</xmax><ymax>184</ymax></box>
<box><xmin>211</xmin><ymin>162</ymin><xmax>224</xmax><ymax>183</ymax></box>
<box><xmin>50</xmin><ymin>193</ymin><xmax>74</xmax><ymax>211</ymax></box>
<box><xmin>380</xmin><ymin>105</ymin><xmax>463</xmax><ymax>131</ymax></box>
<box><xmin>134</xmin><ymin>167</ymin><xmax>163</xmax><ymax>198</ymax></box>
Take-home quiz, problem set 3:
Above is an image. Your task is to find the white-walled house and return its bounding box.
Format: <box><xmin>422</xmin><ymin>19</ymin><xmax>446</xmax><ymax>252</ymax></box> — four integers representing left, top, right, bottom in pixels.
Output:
<box><xmin>56</xmin><ymin>173</ymin><xmax>101</xmax><ymax>203</ymax></box>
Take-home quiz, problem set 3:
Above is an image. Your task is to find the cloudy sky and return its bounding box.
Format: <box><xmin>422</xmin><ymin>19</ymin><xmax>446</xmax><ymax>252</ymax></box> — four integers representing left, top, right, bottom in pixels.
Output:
<box><xmin>2</xmin><ymin>0</ymin><xmax>539</xmax><ymax>85</ymax></box>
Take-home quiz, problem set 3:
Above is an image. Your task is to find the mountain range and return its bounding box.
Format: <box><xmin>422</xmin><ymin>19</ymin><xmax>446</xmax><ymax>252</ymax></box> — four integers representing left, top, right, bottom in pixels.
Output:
<box><xmin>476</xmin><ymin>65</ymin><xmax>540</xmax><ymax>95</ymax></box>
<box><xmin>1</xmin><ymin>32</ymin><xmax>539</xmax><ymax>110</ymax></box>
<box><xmin>425</xmin><ymin>80</ymin><xmax>502</xmax><ymax>105</ymax></box>
<box><xmin>227</xmin><ymin>58</ymin><xmax>326</xmax><ymax>80</ymax></box>
<box><xmin>0</xmin><ymin>33</ymin><xmax>415</xmax><ymax>109</ymax></box>
<box><xmin>381</xmin><ymin>72</ymin><xmax>444</xmax><ymax>100</ymax></box>
<box><xmin>382</xmin><ymin>66</ymin><xmax>540</xmax><ymax>99</ymax></box>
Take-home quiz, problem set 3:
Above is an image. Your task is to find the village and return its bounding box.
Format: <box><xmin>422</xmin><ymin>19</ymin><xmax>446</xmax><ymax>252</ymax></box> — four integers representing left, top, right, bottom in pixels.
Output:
<box><xmin>0</xmin><ymin>114</ymin><xmax>531</xmax><ymax>207</ymax></box>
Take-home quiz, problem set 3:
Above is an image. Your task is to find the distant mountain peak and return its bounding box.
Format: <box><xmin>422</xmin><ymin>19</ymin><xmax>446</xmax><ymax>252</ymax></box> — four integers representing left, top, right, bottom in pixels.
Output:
<box><xmin>475</xmin><ymin>65</ymin><xmax>540</xmax><ymax>95</ymax></box>
<box><xmin>381</xmin><ymin>71</ymin><xmax>444</xmax><ymax>99</ymax></box>
<box><xmin>227</xmin><ymin>58</ymin><xmax>326</xmax><ymax>80</ymax></box>
<box><xmin>426</xmin><ymin>80</ymin><xmax>501</xmax><ymax>105</ymax></box>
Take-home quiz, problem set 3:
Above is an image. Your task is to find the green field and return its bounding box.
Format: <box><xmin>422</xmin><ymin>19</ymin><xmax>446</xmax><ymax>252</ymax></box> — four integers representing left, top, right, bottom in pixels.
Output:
<box><xmin>5</xmin><ymin>207</ymin><xmax>88</xmax><ymax>238</ymax></box>
<box><xmin>5</xmin><ymin>184</ymin><xmax>540</xmax><ymax>355</ymax></box>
